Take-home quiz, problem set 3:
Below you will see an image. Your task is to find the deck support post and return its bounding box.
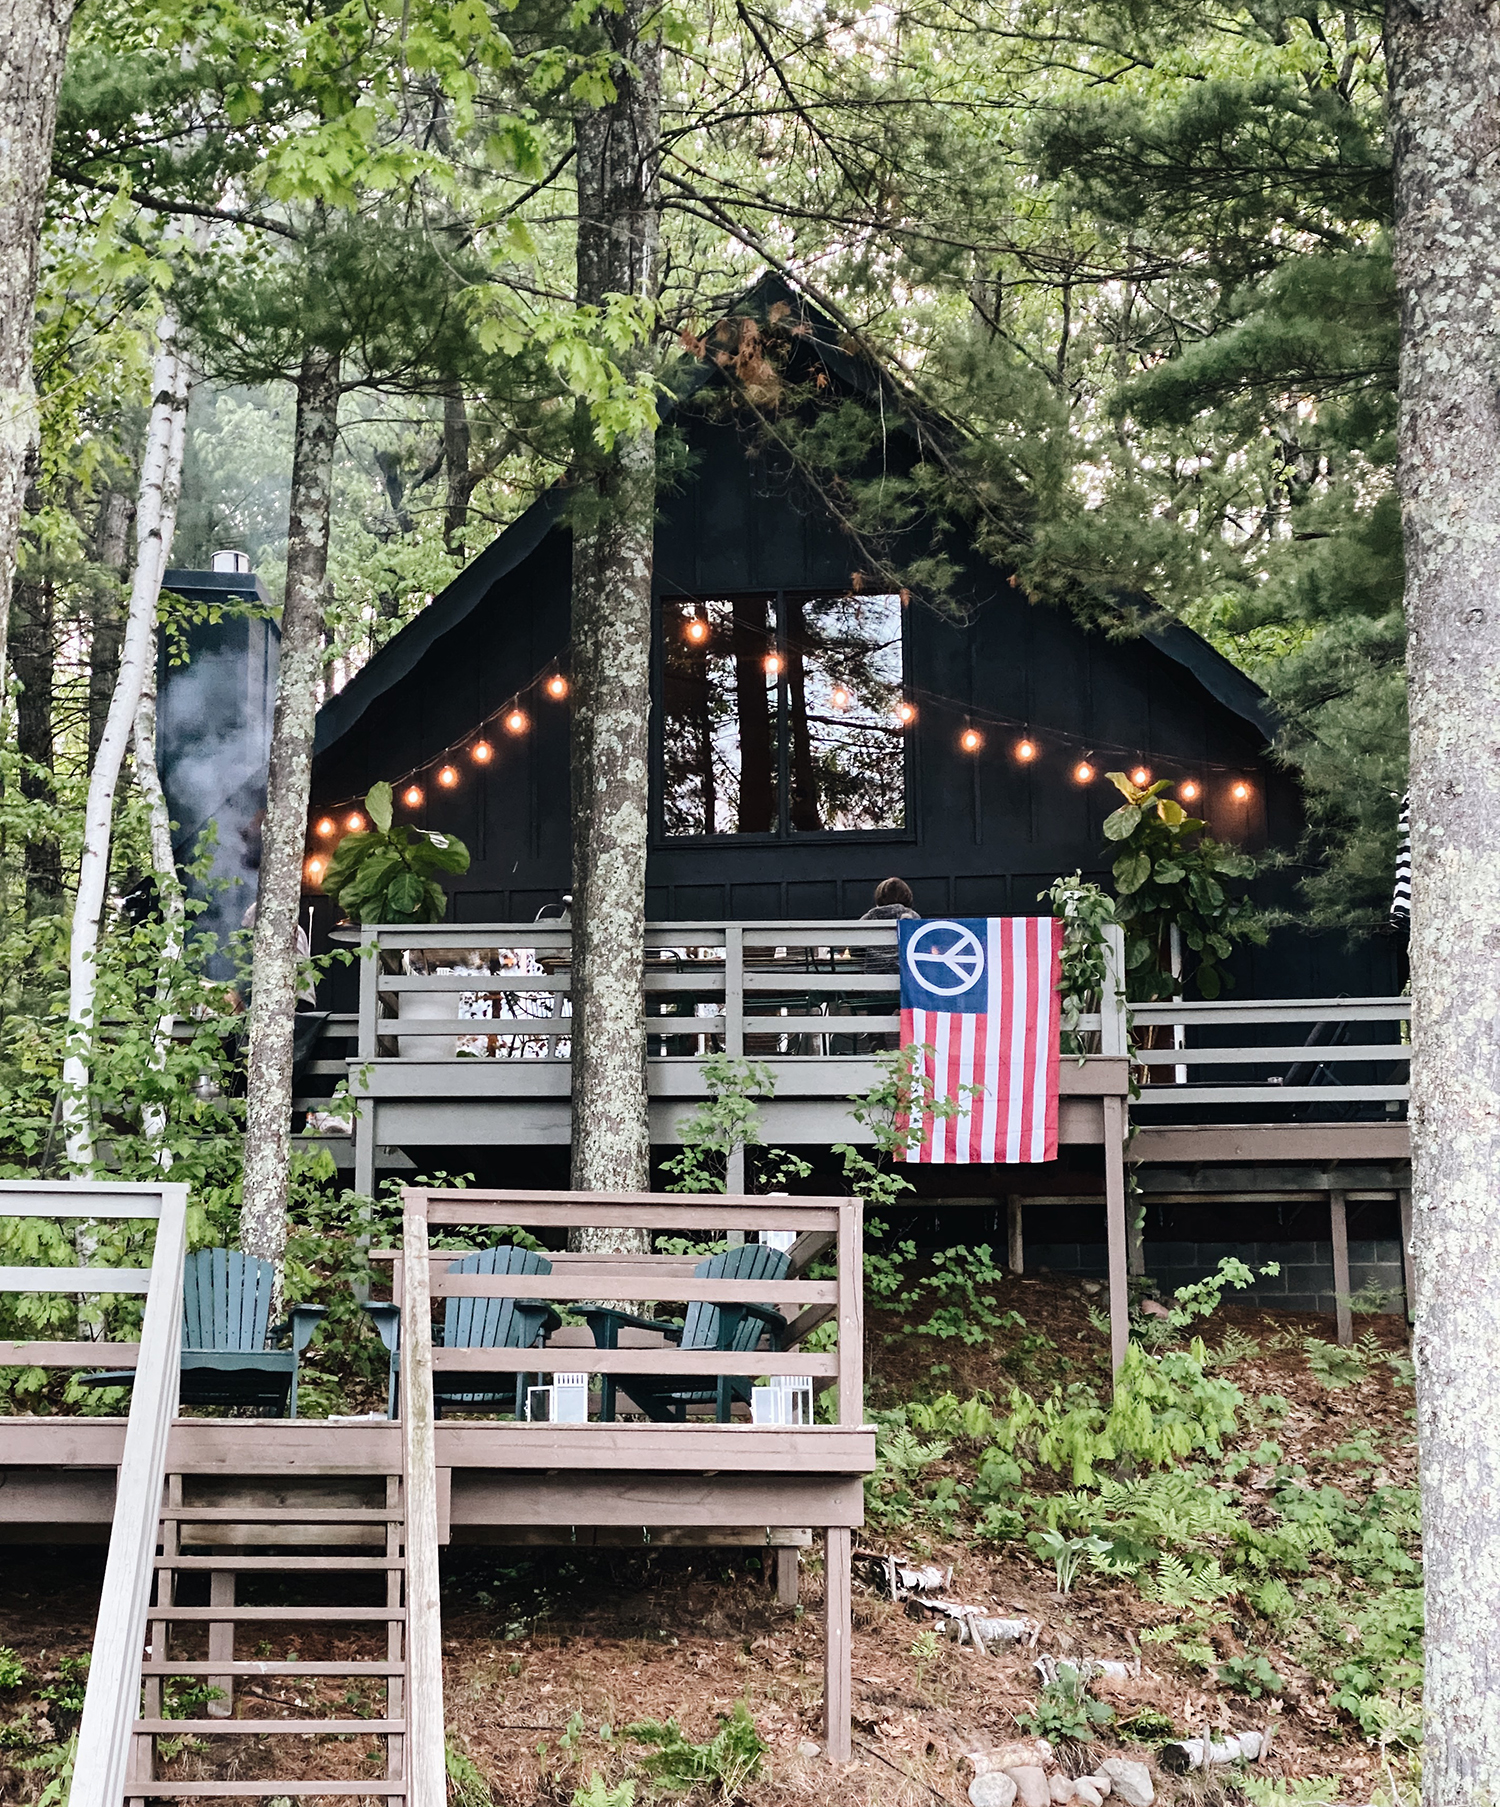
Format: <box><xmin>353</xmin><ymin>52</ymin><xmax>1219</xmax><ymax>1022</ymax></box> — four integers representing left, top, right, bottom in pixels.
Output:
<box><xmin>1330</xmin><ymin>1189</ymin><xmax>1353</xmax><ymax>1346</ymax></box>
<box><xmin>823</xmin><ymin>1524</ymin><xmax>852</xmax><ymax>1763</ymax></box>
<box><xmin>776</xmin><ymin>1546</ymin><xmax>799</xmax><ymax>1606</ymax></box>
<box><xmin>1006</xmin><ymin>1195</ymin><xmax>1023</xmax><ymax>1274</ymax></box>
<box><xmin>1103</xmin><ymin>1095</ymin><xmax>1130</xmax><ymax>1376</ymax></box>
<box><xmin>1399</xmin><ymin>1186</ymin><xmax>1415</xmax><ymax>1321</ymax></box>
<box><xmin>207</xmin><ymin>1569</ymin><xmax>235</xmax><ymax>1716</ymax></box>
<box><xmin>401</xmin><ymin>1194</ymin><xmax>446</xmax><ymax>1807</ymax></box>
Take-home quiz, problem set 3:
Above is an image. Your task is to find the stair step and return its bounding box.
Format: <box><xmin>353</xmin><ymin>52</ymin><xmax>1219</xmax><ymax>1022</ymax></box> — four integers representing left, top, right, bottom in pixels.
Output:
<box><xmin>159</xmin><ymin>1506</ymin><xmax>404</xmax><ymax>1522</ymax></box>
<box><xmin>141</xmin><ymin>1660</ymin><xmax>405</xmax><ymax>1677</ymax></box>
<box><xmin>156</xmin><ymin>1554</ymin><xmax>404</xmax><ymax>1571</ymax></box>
<box><xmin>135</xmin><ymin>1717</ymin><xmax>403</xmax><ymax>1735</ymax></box>
<box><xmin>148</xmin><ymin>1605</ymin><xmax>406</xmax><ymax>1621</ymax></box>
<box><xmin>124</xmin><ymin>1783</ymin><xmax>407</xmax><ymax>1797</ymax></box>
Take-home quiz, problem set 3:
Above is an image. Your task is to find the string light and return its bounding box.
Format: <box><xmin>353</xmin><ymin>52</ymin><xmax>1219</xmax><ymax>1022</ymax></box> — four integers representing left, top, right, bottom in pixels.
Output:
<box><xmin>960</xmin><ymin>727</ymin><xmax>983</xmax><ymax>753</ymax></box>
<box><xmin>546</xmin><ymin>673</ymin><xmax>569</xmax><ymax>699</ymax></box>
<box><xmin>504</xmin><ymin>709</ymin><xmax>527</xmax><ymax>736</ymax></box>
<box><xmin>685</xmin><ymin>617</ymin><xmax>709</xmax><ymax>644</ymax></box>
<box><xmin>345</xmin><ymin>812</ymin><xmax>365</xmax><ymax>833</ymax></box>
<box><xmin>403</xmin><ymin>784</ymin><xmax>423</xmax><ymax>808</ymax></box>
<box><xmin>894</xmin><ymin>700</ymin><xmax>917</xmax><ymax>726</ymax></box>
<box><xmin>315</xmin><ymin>816</ymin><xmax>335</xmax><ymax>838</ymax></box>
<box><xmin>438</xmin><ymin>765</ymin><xmax>459</xmax><ymax>788</ymax></box>
<box><xmin>1179</xmin><ymin>780</ymin><xmax>1201</xmax><ymax>802</ymax></box>
<box><xmin>305</xmin><ymin>856</ymin><xmax>325</xmax><ymax>882</ymax></box>
<box><xmin>1231</xmin><ymin>780</ymin><xmax>1250</xmax><ymax>802</ymax></box>
<box><xmin>472</xmin><ymin>739</ymin><xmax>494</xmax><ymax>763</ymax></box>
<box><xmin>829</xmin><ymin>684</ymin><xmax>851</xmax><ymax>711</ymax></box>
<box><xmin>1130</xmin><ymin>766</ymin><xmax>1151</xmax><ymax>787</ymax></box>
<box><xmin>1015</xmin><ymin>739</ymin><xmax>1037</xmax><ymax>762</ymax></box>
<box><xmin>1074</xmin><ymin>761</ymin><xmax>1095</xmax><ymax>784</ymax></box>
<box><xmin>763</xmin><ymin>652</ymin><xmax>782</xmax><ymax>677</ymax></box>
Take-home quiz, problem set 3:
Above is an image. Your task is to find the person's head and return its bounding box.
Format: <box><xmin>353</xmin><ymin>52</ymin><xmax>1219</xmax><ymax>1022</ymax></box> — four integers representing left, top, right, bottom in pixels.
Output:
<box><xmin>874</xmin><ymin>876</ymin><xmax>914</xmax><ymax>908</ymax></box>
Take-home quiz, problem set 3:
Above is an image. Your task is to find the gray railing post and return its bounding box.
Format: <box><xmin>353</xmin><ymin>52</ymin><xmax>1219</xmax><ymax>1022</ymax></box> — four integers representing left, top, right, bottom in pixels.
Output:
<box><xmin>1100</xmin><ymin>923</ymin><xmax>1128</xmax><ymax>1058</ymax></box>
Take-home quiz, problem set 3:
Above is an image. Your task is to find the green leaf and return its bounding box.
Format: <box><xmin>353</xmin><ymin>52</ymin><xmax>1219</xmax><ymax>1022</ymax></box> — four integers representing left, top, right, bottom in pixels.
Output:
<box><xmin>1151</xmin><ymin>860</ymin><xmax>1185</xmax><ymax>885</ymax></box>
<box><xmin>1113</xmin><ymin>850</ymin><xmax>1151</xmax><ymax>895</ymax></box>
<box><xmin>1196</xmin><ymin>963</ymin><xmax>1222</xmax><ymax>1000</ymax></box>
<box><xmin>1155</xmin><ymin>798</ymin><xmax>1186</xmax><ymax>827</ymax></box>
<box><xmin>366</xmin><ymin>782</ymin><xmax>393</xmax><ymax>835</ymax></box>
<box><xmin>1103</xmin><ymin>804</ymin><xmax>1141</xmax><ymax>841</ymax></box>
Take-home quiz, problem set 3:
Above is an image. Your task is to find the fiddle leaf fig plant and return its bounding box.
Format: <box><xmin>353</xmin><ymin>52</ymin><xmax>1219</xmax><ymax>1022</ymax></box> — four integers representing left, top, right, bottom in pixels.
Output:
<box><xmin>320</xmin><ymin>782</ymin><xmax>470</xmax><ymax>924</ymax></box>
<box><xmin>1102</xmin><ymin>773</ymin><xmax>1263</xmax><ymax>1000</ymax></box>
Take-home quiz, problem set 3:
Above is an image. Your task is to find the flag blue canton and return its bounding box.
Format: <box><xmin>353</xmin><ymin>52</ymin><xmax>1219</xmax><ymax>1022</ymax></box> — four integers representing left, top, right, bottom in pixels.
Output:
<box><xmin>898</xmin><ymin>918</ymin><xmax>990</xmax><ymax>1013</ymax></box>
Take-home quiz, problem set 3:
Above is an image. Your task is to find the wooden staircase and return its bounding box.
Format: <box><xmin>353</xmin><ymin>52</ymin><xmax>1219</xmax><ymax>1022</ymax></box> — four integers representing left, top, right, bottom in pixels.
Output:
<box><xmin>124</xmin><ymin>1467</ymin><xmax>416</xmax><ymax>1802</ymax></box>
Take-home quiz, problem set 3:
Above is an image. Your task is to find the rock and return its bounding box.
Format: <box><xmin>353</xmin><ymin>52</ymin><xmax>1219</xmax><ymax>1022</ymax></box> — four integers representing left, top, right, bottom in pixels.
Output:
<box><xmin>982</xmin><ymin>1742</ymin><xmax>1054</xmax><ymax>1774</ymax></box>
<box><xmin>970</xmin><ymin>1774</ymin><xmax>1019</xmax><ymax>1807</ymax></box>
<box><xmin>1049</xmin><ymin>1775</ymin><xmax>1076</xmax><ymax>1804</ymax></box>
<box><xmin>1098</xmin><ymin>1760</ymin><xmax>1154</xmax><ymax>1807</ymax></box>
<box><xmin>1083</xmin><ymin>1778</ymin><xmax>1112</xmax><ymax>1799</ymax></box>
<box><xmin>796</xmin><ymin>1740</ymin><xmax>822</xmax><ymax>1759</ymax></box>
<box><xmin>1073</xmin><ymin>1785</ymin><xmax>1104</xmax><ymax>1807</ymax></box>
<box><xmin>1005</xmin><ymin>1766</ymin><xmax>1053</xmax><ymax>1807</ymax></box>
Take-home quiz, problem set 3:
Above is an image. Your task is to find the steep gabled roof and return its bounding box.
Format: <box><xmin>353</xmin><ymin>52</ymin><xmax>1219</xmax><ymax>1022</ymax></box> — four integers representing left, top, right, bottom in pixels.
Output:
<box><xmin>314</xmin><ymin>276</ymin><xmax>1275</xmax><ymax>754</ymax></box>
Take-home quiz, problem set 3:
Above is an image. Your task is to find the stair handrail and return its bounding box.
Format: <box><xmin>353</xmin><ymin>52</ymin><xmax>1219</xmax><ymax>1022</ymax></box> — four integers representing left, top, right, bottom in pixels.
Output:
<box><xmin>0</xmin><ymin>1180</ymin><xmax>188</xmax><ymax>1807</ymax></box>
<box><xmin>400</xmin><ymin>1190</ymin><xmax>447</xmax><ymax>1807</ymax></box>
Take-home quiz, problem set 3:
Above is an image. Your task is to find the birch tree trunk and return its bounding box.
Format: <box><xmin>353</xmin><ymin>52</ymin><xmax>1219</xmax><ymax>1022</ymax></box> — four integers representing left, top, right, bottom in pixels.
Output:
<box><xmin>60</xmin><ymin>325</ymin><xmax>191</xmax><ymax>1169</ymax></box>
<box><xmin>240</xmin><ymin>345</ymin><xmax>340</xmax><ymax>1273</ymax></box>
<box><xmin>568</xmin><ymin>0</ymin><xmax>660</xmax><ymax>1239</ymax></box>
<box><xmin>0</xmin><ymin>0</ymin><xmax>76</xmax><ymax>688</ymax></box>
<box><xmin>1386</xmin><ymin>7</ymin><xmax>1500</xmax><ymax>1799</ymax></box>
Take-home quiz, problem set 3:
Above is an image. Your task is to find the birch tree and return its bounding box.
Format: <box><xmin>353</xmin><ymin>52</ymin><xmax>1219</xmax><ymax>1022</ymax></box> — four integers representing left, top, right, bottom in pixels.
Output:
<box><xmin>60</xmin><ymin>321</ymin><xmax>191</xmax><ymax>1168</ymax></box>
<box><xmin>1386</xmin><ymin>5</ymin><xmax>1500</xmax><ymax>1799</ymax></box>
<box><xmin>568</xmin><ymin>0</ymin><xmax>662</xmax><ymax>1220</ymax></box>
<box><xmin>0</xmin><ymin>0</ymin><xmax>77</xmax><ymax>687</ymax></box>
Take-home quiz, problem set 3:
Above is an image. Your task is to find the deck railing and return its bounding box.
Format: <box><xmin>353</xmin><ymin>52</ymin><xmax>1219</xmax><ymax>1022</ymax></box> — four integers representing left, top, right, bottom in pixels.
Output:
<box><xmin>1129</xmin><ymin>995</ymin><xmax>1410</xmax><ymax>1121</ymax></box>
<box><xmin>0</xmin><ymin>1180</ymin><xmax>188</xmax><ymax>1807</ymax></box>
<box><xmin>395</xmin><ymin>1187</ymin><xmax>863</xmax><ymax>1427</ymax></box>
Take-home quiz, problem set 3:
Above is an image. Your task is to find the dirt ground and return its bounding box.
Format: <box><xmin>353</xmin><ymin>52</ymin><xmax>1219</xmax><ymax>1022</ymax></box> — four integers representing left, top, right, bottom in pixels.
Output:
<box><xmin>0</xmin><ymin>1278</ymin><xmax>1417</xmax><ymax>1806</ymax></box>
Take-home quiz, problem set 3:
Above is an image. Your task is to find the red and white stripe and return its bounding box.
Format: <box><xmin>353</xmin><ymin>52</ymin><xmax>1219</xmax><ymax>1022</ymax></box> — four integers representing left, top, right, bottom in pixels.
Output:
<box><xmin>899</xmin><ymin>917</ymin><xmax>1062</xmax><ymax>1164</ymax></box>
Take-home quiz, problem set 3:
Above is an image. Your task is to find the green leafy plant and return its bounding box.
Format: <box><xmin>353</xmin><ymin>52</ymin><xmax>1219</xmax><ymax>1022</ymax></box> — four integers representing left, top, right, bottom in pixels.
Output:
<box><xmin>320</xmin><ymin>782</ymin><xmax>470</xmax><ymax>923</ymax></box>
<box><xmin>572</xmin><ymin>1775</ymin><xmax>637</xmax><ymax>1807</ymax></box>
<box><xmin>0</xmin><ymin>1647</ymin><xmax>28</xmax><ymax>1690</ymax></box>
<box><xmin>1029</xmin><ymin>1528</ymin><xmax>1111</xmax><ymax>1595</ymax></box>
<box><xmin>661</xmin><ymin>1056</ymin><xmax>810</xmax><ymax>1195</ymax></box>
<box><xmin>625</xmin><ymin>1702</ymin><xmax>766</xmax><ymax>1796</ymax></box>
<box><xmin>1113</xmin><ymin>1708</ymin><xmax>1176</xmax><ymax>1742</ymax></box>
<box><xmin>1043</xmin><ymin>872</ymin><xmax>1120</xmax><ymax>1058</ymax></box>
<box><xmin>1217</xmin><ymin>1652</ymin><xmax>1286</xmax><ymax>1698</ymax></box>
<box><xmin>1019</xmin><ymin>1669</ymin><xmax>1114</xmax><ymax>1743</ymax></box>
<box><xmin>1102</xmin><ymin>772</ymin><xmax>1264</xmax><ymax>999</ymax></box>
<box><xmin>1303</xmin><ymin>1337</ymin><xmax>1367</xmax><ymax>1388</ymax></box>
<box><xmin>445</xmin><ymin>1741</ymin><xmax>493</xmax><ymax>1807</ymax></box>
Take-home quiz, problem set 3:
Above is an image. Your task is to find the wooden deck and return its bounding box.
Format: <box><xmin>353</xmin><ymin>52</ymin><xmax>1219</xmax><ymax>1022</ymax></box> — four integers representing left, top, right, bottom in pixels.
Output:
<box><xmin>2</xmin><ymin>1185</ymin><xmax>876</xmax><ymax>1788</ymax></box>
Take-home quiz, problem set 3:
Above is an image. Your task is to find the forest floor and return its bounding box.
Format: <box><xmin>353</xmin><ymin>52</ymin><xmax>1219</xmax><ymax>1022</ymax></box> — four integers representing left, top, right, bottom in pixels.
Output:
<box><xmin>0</xmin><ymin>1275</ymin><xmax>1419</xmax><ymax>1807</ymax></box>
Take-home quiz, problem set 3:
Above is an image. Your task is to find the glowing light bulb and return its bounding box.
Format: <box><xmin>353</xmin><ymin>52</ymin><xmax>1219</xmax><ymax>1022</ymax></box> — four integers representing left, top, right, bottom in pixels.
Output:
<box><xmin>472</xmin><ymin>739</ymin><xmax>494</xmax><ymax>763</ymax></box>
<box><xmin>1179</xmin><ymin>780</ymin><xmax>1201</xmax><ymax>802</ymax></box>
<box><xmin>403</xmin><ymin>785</ymin><xmax>423</xmax><ymax>808</ymax></box>
<box><xmin>763</xmin><ymin>652</ymin><xmax>782</xmax><ymax>677</ymax></box>
<box><xmin>960</xmin><ymin>727</ymin><xmax>983</xmax><ymax>753</ymax></box>
<box><xmin>345</xmin><ymin>812</ymin><xmax>365</xmax><ymax>833</ymax></box>
<box><xmin>315</xmin><ymin>816</ymin><xmax>335</xmax><ymax>838</ymax></box>
<box><xmin>305</xmin><ymin>857</ymin><xmax>325</xmax><ymax>881</ymax></box>
<box><xmin>829</xmin><ymin>685</ymin><xmax>851</xmax><ymax>711</ymax></box>
<box><xmin>438</xmin><ymin>765</ymin><xmax>459</xmax><ymax>788</ymax></box>
<box><xmin>685</xmin><ymin>618</ymin><xmax>709</xmax><ymax>644</ymax></box>
<box><xmin>504</xmin><ymin>709</ymin><xmax>527</xmax><ymax>736</ymax></box>
<box><xmin>546</xmin><ymin>673</ymin><xmax>569</xmax><ymax>699</ymax></box>
<box><xmin>894</xmin><ymin>700</ymin><xmax>917</xmax><ymax>726</ymax></box>
<box><xmin>1015</xmin><ymin>738</ymin><xmax>1037</xmax><ymax>762</ymax></box>
<box><xmin>1074</xmin><ymin>761</ymin><xmax>1095</xmax><ymax>784</ymax></box>
<box><xmin>1130</xmin><ymin>766</ymin><xmax>1151</xmax><ymax>787</ymax></box>
<box><xmin>1231</xmin><ymin>780</ymin><xmax>1250</xmax><ymax>801</ymax></box>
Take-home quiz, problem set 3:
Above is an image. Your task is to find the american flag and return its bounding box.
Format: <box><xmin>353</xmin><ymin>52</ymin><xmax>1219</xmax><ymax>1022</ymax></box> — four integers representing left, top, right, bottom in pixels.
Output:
<box><xmin>897</xmin><ymin>916</ymin><xmax>1064</xmax><ymax>1164</ymax></box>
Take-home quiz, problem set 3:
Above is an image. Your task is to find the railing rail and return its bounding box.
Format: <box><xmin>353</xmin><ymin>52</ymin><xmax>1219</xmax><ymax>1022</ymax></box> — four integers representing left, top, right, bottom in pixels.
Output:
<box><xmin>0</xmin><ymin>1181</ymin><xmax>189</xmax><ymax>1807</ymax></box>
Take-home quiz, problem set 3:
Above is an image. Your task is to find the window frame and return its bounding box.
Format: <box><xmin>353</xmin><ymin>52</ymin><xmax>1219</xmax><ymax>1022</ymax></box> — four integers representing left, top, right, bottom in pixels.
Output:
<box><xmin>651</xmin><ymin>585</ymin><xmax>918</xmax><ymax>847</ymax></box>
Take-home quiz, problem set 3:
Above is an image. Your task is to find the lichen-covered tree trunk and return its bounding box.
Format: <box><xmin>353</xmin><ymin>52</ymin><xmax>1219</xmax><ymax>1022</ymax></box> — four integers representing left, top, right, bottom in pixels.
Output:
<box><xmin>0</xmin><ymin>0</ymin><xmax>76</xmax><ymax>687</ymax></box>
<box><xmin>240</xmin><ymin>345</ymin><xmax>340</xmax><ymax>1275</ymax></box>
<box><xmin>1386</xmin><ymin>7</ymin><xmax>1500</xmax><ymax>1799</ymax></box>
<box><xmin>567</xmin><ymin>0</ymin><xmax>660</xmax><ymax>1243</ymax></box>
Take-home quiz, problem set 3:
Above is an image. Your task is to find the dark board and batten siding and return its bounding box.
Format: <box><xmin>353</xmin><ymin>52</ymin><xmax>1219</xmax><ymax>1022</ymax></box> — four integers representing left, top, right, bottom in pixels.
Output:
<box><xmin>309</xmin><ymin>397</ymin><xmax>1397</xmax><ymax>1001</ymax></box>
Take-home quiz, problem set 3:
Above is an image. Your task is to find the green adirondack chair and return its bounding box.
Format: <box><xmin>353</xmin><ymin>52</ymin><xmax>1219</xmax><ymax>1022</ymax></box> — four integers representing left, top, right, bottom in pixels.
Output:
<box><xmin>363</xmin><ymin>1246</ymin><xmax>562</xmax><ymax>1420</ymax></box>
<box><xmin>82</xmin><ymin>1248</ymin><xmax>326</xmax><ymax>1418</ymax></box>
<box><xmin>584</xmin><ymin>1243</ymin><xmax>792</xmax><ymax>1424</ymax></box>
